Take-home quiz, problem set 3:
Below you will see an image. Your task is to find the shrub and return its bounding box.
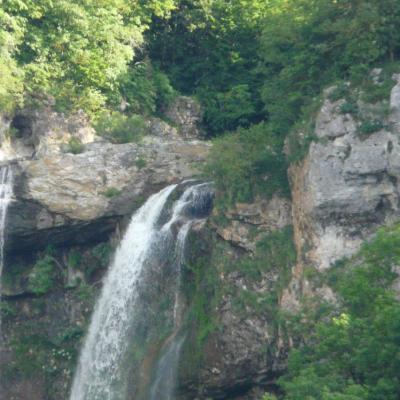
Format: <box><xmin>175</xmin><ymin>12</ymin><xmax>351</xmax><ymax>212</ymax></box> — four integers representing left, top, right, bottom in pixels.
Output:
<box><xmin>94</xmin><ymin>112</ymin><xmax>148</xmax><ymax>144</ymax></box>
<box><xmin>101</xmin><ymin>187</ymin><xmax>122</xmax><ymax>198</ymax></box>
<box><xmin>340</xmin><ymin>101</ymin><xmax>359</xmax><ymax>115</ymax></box>
<box><xmin>328</xmin><ymin>83</ymin><xmax>350</xmax><ymax>102</ymax></box>
<box><xmin>67</xmin><ymin>250</ymin><xmax>82</xmax><ymax>269</ymax></box>
<box><xmin>28</xmin><ymin>255</ymin><xmax>56</xmax><ymax>295</ymax></box>
<box><xmin>118</xmin><ymin>62</ymin><xmax>177</xmax><ymax>115</ymax></box>
<box><xmin>135</xmin><ymin>157</ymin><xmax>147</xmax><ymax>169</ymax></box>
<box><xmin>276</xmin><ymin>224</ymin><xmax>400</xmax><ymax>399</ymax></box>
<box><xmin>67</xmin><ymin>137</ymin><xmax>84</xmax><ymax>154</ymax></box>
<box><xmin>204</xmin><ymin>122</ymin><xmax>289</xmax><ymax>209</ymax></box>
<box><xmin>199</xmin><ymin>84</ymin><xmax>256</xmax><ymax>135</ymax></box>
<box><xmin>358</xmin><ymin>119</ymin><xmax>385</xmax><ymax>135</ymax></box>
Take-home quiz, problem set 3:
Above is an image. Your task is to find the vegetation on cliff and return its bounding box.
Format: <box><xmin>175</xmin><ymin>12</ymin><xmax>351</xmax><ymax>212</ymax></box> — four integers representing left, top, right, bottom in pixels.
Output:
<box><xmin>263</xmin><ymin>225</ymin><xmax>400</xmax><ymax>400</ymax></box>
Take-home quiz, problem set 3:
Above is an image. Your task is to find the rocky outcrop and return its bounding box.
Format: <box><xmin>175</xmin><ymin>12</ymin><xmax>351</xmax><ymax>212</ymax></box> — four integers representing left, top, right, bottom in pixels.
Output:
<box><xmin>282</xmin><ymin>72</ymin><xmax>400</xmax><ymax>309</ymax></box>
<box><xmin>164</xmin><ymin>96</ymin><xmax>204</xmax><ymax>139</ymax></box>
<box><xmin>213</xmin><ymin>195</ymin><xmax>291</xmax><ymax>252</ymax></box>
<box><xmin>178</xmin><ymin>196</ymin><xmax>293</xmax><ymax>399</ymax></box>
<box><xmin>4</xmin><ymin>106</ymin><xmax>210</xmax><ymax>253</ymax></box>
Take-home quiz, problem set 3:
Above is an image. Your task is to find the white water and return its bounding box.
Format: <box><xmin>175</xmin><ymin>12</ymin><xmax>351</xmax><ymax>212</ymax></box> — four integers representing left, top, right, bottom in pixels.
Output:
<box><xmin>149</xmin><ymin>222</ymin><xmax>192</xmax><ymax>400</ymax></box>
<box><xmin>0</xmin><ymin>165</ymin><xmax>13</xmax><ymax>333</ymax></box>
<box><xmin>149</xmin><ymin>334</ymin><xmax>186</xmax><ymax>400</ymax></box>
<box><xmin>70</xmin><ymin>183</ymin><xmax>212</xmax><ymax>400</ymax></box>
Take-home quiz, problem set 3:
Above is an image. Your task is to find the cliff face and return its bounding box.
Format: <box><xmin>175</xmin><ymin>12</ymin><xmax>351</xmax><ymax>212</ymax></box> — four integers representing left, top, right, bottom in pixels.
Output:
<box><xmin>283</xmin><ymin>72</ymin><xmax>400</xmax><ymax>311</ymax></box>
<box><xmin>2</xmin><ymin>73</ymin><xmax>400</xmax><ymax>399</ymax></box>
<box><xmin>0</xmin><ymin>97</ymin><xmax>210</xmax><ymax>400</ymax></box>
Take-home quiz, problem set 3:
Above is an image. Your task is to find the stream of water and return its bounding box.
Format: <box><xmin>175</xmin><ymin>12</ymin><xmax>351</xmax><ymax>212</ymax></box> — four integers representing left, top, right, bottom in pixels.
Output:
<box><xmin>70</xmin><ymin>182</ymin><xmax>213</xmax><ymax>400</ymax></box>
<box><xmin>0</xmin><ymin>165</ymin><xmax>13</xmax><ymax>335</ymax></box>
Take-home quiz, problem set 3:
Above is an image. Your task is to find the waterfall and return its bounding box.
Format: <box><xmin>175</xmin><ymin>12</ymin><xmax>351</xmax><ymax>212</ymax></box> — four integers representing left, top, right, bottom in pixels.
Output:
<box><xmin>70</xmin><ymin>182</ymin><xmax>213</xmax><ymax>400</ymax></box>
<box><xmin>149</xmin><ymin>334</ymin><xmax>186</xmax><ymax>400</ymax></box>
<box><xmin>149</xmin><ymin>222</ymin><xmax>192</xmax><ymax>400</ymax></box>
<box><xmin>0</xmin><ymin>165</ymin><xmax>13</xmax><ymax>333</ymax></box>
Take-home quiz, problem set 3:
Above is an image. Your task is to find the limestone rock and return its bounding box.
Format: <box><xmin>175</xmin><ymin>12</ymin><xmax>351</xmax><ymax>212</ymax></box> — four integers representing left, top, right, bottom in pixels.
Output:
<box><xmin>164</xmin><ymin>96</ymin><xmax>204</xmax><ymax>139</ymax></box>
<box><xmin>284</xmin><ymin>72</ymin><xmax>400</xmax><ymax>311</ymax></box>
<box><xmin>213</xmin><ymin>195</ymin><xmax>291</xmax><ymax>251</ymax></box>
<box><xmin>8</xmin><ymin>137</ymin><xmax>210</xmax><ymax>251</ymax></box>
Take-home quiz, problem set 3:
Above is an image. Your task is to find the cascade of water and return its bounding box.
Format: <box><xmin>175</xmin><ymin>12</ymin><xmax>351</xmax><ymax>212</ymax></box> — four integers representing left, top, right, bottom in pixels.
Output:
<box><xmin>149</xmin><ymin>222</ymin><xmax>193</xmax><ymax>400</ymax></box>
<box><xmin>0</xmin><ymin>165</ymin><xmax>13</xmax><ymax>333</ymax></box>
<box><xmin>70</xmin><ymin>182</ymin><xmax>213</xmax><ymax>400</ymax></box>
<box><xmin>149</xmin><ymin>334</ymin><xmax>186</xmax><ymax>400</ymax></box>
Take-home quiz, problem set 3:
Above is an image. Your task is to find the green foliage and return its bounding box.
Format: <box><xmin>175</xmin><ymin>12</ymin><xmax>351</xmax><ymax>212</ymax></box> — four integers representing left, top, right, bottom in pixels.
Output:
<box><xmin>28</xmin><ymin>254</ymin><xmax>56</xmax><ymax>295</ymax></box>
<box><xmin>231</xmin><ymin>227</ymin><xmax>296</xmax><ymax>316</ymax></box>
<box><xmin>204</xmin><ymin>122</ymin><xmax>289</xmax><ymax>208</ymax></box>
<box><xmin>9</xmin><ymin>334</ymin><xmax>53</xmax><ymax>377</ymax></box>
<box><xmin>358</xmin><ymin>119</ymin><xmax>385</xmax><ymax>135</ymax></box>
<box><xmin>185</xmin><ymin>255</ymin><xmax>220</xmax><ymax>346</ymax></box>
<box><xmin>101</xmin><ymin>187</ymin><xmax>122</xmax><ymax>198</ymax></box>
<box><xmin>148</xmin><ymin>0</ymin><xmax>268</xmax><ymax>134</ymax></box>
<box><xmin>339</xmin><ymin>102</ymin><xmax>358</xmax><ymax>115</ymax></box>
<box><xmin>0</xmin><ymin>0</ymin><xmax>177</xmax><ymax>114</ymax></box>
<box><xmin>67</xmin><ymin>250</ymin><xmax>82</xmax><ymax>269</ymax></box>
<box><xmin>94</xmin><ymin>112</ymin><xmax>147</xmax><ymax>143</ymax></box>
<box><xmin>91</xmin><ymin>243</ymin><xmax>112</xmax><ymax>269</ymax></box>
<box><xmin>75</xmin><ymin>281</ymin><xmax>95</xmax><ymax>304</ymax></box>
<box><xmin>0</xmin><ymin>301</ymin><xmax>17</xmax><ymax>320</ymax></box>
<box><xmin>198</xmin><ymin>84</ymin><xmax>256</xmax><ymax>134</ymax></box>
<box><xmin>135</xmin><ymin>157</ymin><xmax>147</xmax><ymax>169</ymax></box>
<box><xmin>260</xmin><ymin>0</ymin><xmax>400</xmax><ymax>133</ymax></box>
<box><xmin>328</xmin><ymin>84</ymin><xmax>351</xmax><ymax>103</ymax></box>
<box><xmin>67</xmin><ymin>137</ymin><xmax>84</xmax><ymax>154</ymax></box>
<box><xmin>273</xmin><ymin>225</ymin><xmax>400</xmax><ymax>400</ymax></box>
<box><xmin>262</xmin><ymin>395</ymin><xmax>278</xmax><ymax>400</ymax></box>
<box><xmin>118</xmin><ymin>61</ymin><xmax>177</xmax><ymax>115</ymax></box>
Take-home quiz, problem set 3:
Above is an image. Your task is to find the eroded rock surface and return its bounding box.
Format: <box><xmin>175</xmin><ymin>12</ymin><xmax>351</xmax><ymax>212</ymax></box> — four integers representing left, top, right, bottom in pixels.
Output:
<box><xmin>283</xmin><ymin>74</ymin><xmax>400</xmax><ymax>310</ymax></box>
<box><xmin>5</xmin><ymin>110</ymin><xmax>210</xmax><ymax>252</ymax></box>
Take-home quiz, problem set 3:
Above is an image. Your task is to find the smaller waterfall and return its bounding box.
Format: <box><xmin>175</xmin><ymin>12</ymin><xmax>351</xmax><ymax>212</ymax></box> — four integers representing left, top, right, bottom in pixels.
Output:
<box><xmin>0</xmin><ymin>165</ymin><xmax>13</xmax><ymax>333</ymax></box>
<box><xmin>149</xmin><ymin>222</ymin><xmax>193</xmax><ymax>400</ymax></box>
<box><xmin>149</xmin><ymin>334</ymin><xmax>186</xmax><ymax>400</ymax></box>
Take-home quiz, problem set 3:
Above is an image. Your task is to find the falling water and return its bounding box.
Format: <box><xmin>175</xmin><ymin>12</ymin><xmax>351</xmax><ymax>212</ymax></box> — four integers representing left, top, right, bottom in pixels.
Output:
<box><xmin>149</xmin><ymin>334</ymin><xmax>186</xmax><ymax>400</ymax></box>
<box><xmin>149</xmin><ymin>222</ymin><xmax>193</xmax><ymax>400</ymax></box>
<box><xmin>70</xmin><ymin>182</ymin><xmax>213</xmax><ymax>400</ymax></box>
<box><xmin>0</xmin><ymin>165</ymin><xmax>13</xmax><ymax>333</ymax></box>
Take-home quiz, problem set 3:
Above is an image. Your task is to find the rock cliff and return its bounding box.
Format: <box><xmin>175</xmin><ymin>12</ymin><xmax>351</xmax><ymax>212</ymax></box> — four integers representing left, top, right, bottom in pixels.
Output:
<box><xmin>2</xmin><ymin>73</ymin><xmax>400</xmax><ymax>400</ymax></box>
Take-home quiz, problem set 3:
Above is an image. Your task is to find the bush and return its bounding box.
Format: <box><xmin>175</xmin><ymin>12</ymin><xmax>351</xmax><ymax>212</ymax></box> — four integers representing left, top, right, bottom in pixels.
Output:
<box><xmin>198</xmin><ymin>84</ymin><xmax>256</xmax><ymax>135</ymax></box>
<box><xmin>276</xmin><ymin>224</ymin><xmax>400</xmax><ymax>400</ymax></box>
<box><xmin>101</xmin><ymin>187</ymin><xmax>122</xmax><ymax>198</ymax></box>
<box><xmin>118</xmin><ymin>62</ymin><xmax>177</xmax><ymax>115</ymax></box>
<box><xmin>28</xmin><ymin>255</ymin><xmax>56</xmax><ymax>295</ymax></box>
<box><xmin>358</xmin><ymin>119</ymin><xmax>385</xmax><ymax>135</ymax></box>
<box><xmin>94</xmin><ymin>112</ymin><xmax>148</xmax><ymax>144</ymax></box>
<box><xmin>340</xmin><ymin>101</ymin><xmax>359</xmax><ymax>115</ymax></box>
<box><xmin>204</xmin><ymin>122</ymin><xmax>289</xmax><ymax>209</ymax></box>
<box><xmin>67</xmin><ymin>137</ymin><xmax>84</xmax><ymax>154</ymax></box>
<box><xmin>135</xmin><ymin>157</ymin><xmax>147</xmax><ymax>169</ymax></box>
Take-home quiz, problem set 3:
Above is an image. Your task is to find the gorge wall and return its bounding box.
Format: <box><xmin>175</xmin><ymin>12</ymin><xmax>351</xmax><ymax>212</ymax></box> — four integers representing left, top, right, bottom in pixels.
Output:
<box><xmin>2</xmin><ymin>71</ymin><xmax>400</xmax><ymax>400</ymax></box>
